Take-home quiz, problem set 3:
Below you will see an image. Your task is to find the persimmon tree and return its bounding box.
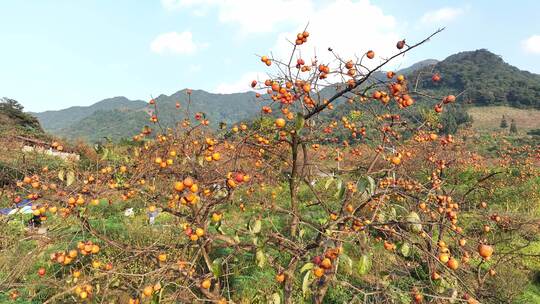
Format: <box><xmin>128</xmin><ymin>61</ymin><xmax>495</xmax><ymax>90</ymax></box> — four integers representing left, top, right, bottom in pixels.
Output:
<box><xmin>1</xmin><ymin>28</ymin><xmax>538</xmax><ymax>304</ymax></box>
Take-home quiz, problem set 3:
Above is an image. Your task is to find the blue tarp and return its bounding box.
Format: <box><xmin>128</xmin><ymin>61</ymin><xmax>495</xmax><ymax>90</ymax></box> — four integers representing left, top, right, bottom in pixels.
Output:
<box><xmin>0</xmin><ymin>199</ymin><xmax>33</xmax><ymax>216</ymax></box>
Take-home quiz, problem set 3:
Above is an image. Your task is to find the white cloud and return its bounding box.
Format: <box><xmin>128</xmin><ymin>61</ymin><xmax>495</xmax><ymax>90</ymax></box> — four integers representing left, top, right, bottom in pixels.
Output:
<box><xmin>160</xmin><ymin>0</ymin><xmax>404</xmax><ymax>65</ymax></box>
<box><xmin>161</xmin><ymin>0</ymin><xmax>313</xmax><ymax>34</ymax></box>
<box><xmin>522</xmin><ymin>35</ymin><xmax>540</xmax><ymax>54</ymax></box>
<box><xmin>270</xmin><ymin>0</ymin><xmax>401</xmax><ymax>69</ymax></box>
<box><xmin>214</xmin><ymin>71</ymin><xmax>266</xmax><ymax>94</ymax></box>
<box><xmin>421</xmin><ymin>7</ymin><xmax>463</xmax><ymax>24</ymax></box>
<box><xmin>170</xmin><ymin>0</ymin><xmax>419</xmax><ymax>93</ymax></box>
<box><xmin>206</xmin><ymin>0</ymin><xmax>412</xmax><ymax>93</ymax></box>
<box><xmin>150</xmin><ymin>31</ymin><xmax>201</xmax><ymax>55</ymax></box>
<box><xmin>165</xmin><ymin>0</ymin><xmax>401</xmax><ymax>63</ymax></box>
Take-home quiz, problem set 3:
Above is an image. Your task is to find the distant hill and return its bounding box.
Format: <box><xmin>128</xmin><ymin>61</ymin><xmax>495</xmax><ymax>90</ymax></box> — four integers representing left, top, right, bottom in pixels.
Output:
<box><xmin>58</xmin><ymin>109</ymin><xmax>150</xmax><ymax>141</ymax></box>
<box><xmin>412</xmin><ymin>49</ymin><xmax>540</xmax><ymax>108</ymax></box>
<box><xmin>30</xmin><ymin>49</ymin><xmax>540</xmax><ymax>142</ymax></box>
<box><xmin>31</xmin><ymin>96</ymin><xmax>147</xmax><ymax>134</ymax></box>
<box><xmin>397</xmin><ymin>59</ymin><xmax>439</xmax><ymax>75</ymax></box>
<box><xmin>0</xmin><ymin>98</ymin><xmax>43</xmax><ymax>136</ymax></box>
<box><xmin>33</xmin><ymin>89</ymin><xmax>268</xmax><ymax>142</ymax></box>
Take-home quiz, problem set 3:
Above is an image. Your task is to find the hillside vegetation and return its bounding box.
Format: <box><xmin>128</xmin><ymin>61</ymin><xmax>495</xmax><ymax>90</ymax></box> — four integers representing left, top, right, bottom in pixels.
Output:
<box><xmin>413</xmin><ymin>49</ymin><xmax>540</xmax><ymax>108</ymax></box>
<box><xmin>468</xmin><ymin>106</ymin><xmax>540</xmax><ymax>132</ymax></box>
<box><xmin>30</xmin><ymin>49</ymin><xmax>540</xmax><ymax>143</ymax></box>
<box><xmin>0</xmin><ymin>98</ymin><xmax>43</xmax><ymax>136</ymax></box>
<box><xmin>31</xmin><ymin>97</ymin><xmax>147</xmax><ymax>134</ymax></box>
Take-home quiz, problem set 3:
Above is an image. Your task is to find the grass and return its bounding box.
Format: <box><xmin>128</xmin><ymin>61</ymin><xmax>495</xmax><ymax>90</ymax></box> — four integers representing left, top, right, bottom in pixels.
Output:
<box><xmin>467</xmin><ymin>106</ymin><xmax>540</xmax><ymax>132</ymax></box>
<box><xmin>1</xmin><ymin>126</ymin><xmax>539</xmax><ymax>303</ymax></box>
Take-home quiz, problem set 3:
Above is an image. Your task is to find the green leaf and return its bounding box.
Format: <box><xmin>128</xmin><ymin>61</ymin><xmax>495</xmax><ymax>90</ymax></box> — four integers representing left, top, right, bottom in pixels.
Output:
<box><xmin>334</xmin><ymin>179</ymin><xmax>344</xmax><ymax>199</ymax></box>
<box><xmin>388</xmin><ymin>207</ymin><xmax>397</xmax><ymax>221</ymax></box>
<box><xmin>434</xmin><ymin>279</ymin><xmax>447</xmax><ymax>294</ymax></box>
<box><xmin>270</xmin><ymin>293</ymin><xmax>281</xmax><ymax>304</ymax></box>
<box><xmin>406</xmin><ymin>211</ymin><xmax>422</xmax><ymax>233</ymax></box>
<box><xmin>295</xmin><ymin>112</ymin><xmax>305</xmax><ymax>131</ymax></box>
<box><xmin>400</xmin><ymin>242</ymin><xmax>411</xmax><ymax>257</ymax></box>
<box><xmin>357</xmin><ymin>179</ymin><xmax>366</xmax><ymax>193</ymax></box>
<box><xmin>110</xmin><ymin>278</ymin><xmax>120</xmax><ymax>288</ymax></box>
<box><xmin>252</xmin><ymin>219</ymin><xmax>262</xmax><ymax>234</ymax></box>
<box><xmin>324</xmin><ymin>177</ymin><xmax>334</xmax><ymax>190</ymax></box>
<box><xmin>357</xmin><ymin>254</ymin><xmax>371</xmax><ymax>275</ymax></box>
<box><xmin>100</xmin><ymin>148</ymin><xmax>109</xmax><ymax>161</ymax></box>
<box><xmin>58</xmin><ymin>169</ymin><xmax>65</xmax><ymax>181</ymax></box>
<box><xmin>340</xmin><ymin>254</ymin><xmax>353</xmax><ymax>275</ymax></box>
<box><xmin>214</xmin><ymin>189</ymin><xmax>228</xmax><ymax>199</ymax></box>
<box><xmin>300</xmin><ymin>262</ymin><xmax>314</xmax><ymax>273</ymax></box>
<box><xmin>211</xmin><ymin>258</ymin><xmax>223</xmax><ymax>278</ymax></box>
<box><xmin>302</xmin><ymin>270</ymin><xmax>312</xmax><ymax>298</ymax></box>
<box><xmin>256</xmin><ymin>249</ymin><xmax>266</xmax><ymax>268</ymax></box>
<box><xmin>66</xmin><ymin>171</ymin><xmax>75</xmax><ymax>186</ymax></box>
<box><xmin>335</xmin><ymin>184</ymin><xmax>345</xmax><ymax>200</ymax></box>
<box><xmin>367</xmin><ymin>176</ymin><xmax>375</xmax><ymax>195</ymax></box>
<box><xmin>357</xmin><ymin>176</ymin><xmax>375</xmax><ymax>194</ymax></box>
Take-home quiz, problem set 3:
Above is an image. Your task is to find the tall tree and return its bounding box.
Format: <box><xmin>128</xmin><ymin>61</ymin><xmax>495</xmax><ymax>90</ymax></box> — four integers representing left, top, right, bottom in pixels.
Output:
<box><xmin>510</xmin><ymin>119</ymin><xmax>518</xmax><ymax>134</ymax></box>
<box><xmin>500</xmin><ymin>115</ymin><xmax>508</xmax><ymax>128</ymax></box>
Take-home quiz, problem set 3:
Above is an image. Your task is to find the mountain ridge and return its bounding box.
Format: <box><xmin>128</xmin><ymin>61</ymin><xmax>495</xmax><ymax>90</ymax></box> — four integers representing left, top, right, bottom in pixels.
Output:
<box><xmin>29</xmin><ymin>49</ymin><xmax>540</xmax><ymax>142</ymax></box>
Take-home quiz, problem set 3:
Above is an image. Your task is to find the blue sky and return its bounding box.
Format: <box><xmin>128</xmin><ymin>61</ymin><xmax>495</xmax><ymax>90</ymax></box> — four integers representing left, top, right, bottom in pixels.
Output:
<box><xmin>1</xmin><ymin>0</ymin><xmax>539</xmax><ymax>112</ymax></box>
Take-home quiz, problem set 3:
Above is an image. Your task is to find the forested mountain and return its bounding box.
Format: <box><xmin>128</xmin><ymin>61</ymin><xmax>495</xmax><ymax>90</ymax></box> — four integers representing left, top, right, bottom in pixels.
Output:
<box><xmin>31</xmin><ymin>96</ymin><xmax>147</xmax><ymax>133</ymax></box>
<box><xmin>30</xmin><ymin>49</ymin><xmax>540</xmax><ymax>142</ymax></box>
<box><xmin>32</xmin><ymin>89</ymin><xmax>268</xmax><ymax>142</ymax></box>
<box><xmin>412</xmin><ymin>49</ymin><xmax>540</xmax><ymax>108</ymax></box>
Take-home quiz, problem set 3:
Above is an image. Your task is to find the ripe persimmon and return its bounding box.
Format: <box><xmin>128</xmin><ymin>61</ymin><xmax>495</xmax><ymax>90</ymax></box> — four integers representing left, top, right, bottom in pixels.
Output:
<box><xmin>447</xmin><ymin>257</ymin><xmax>459</xmax><ymax>270</ymax></box>
<box><xmin>313</xmin><ymin>267</ymin><xmax>324</xmax><ymax>278</ymax></box>
<box><xmin>478</xmin><ymin>244</ymin><xmax>493</xmax><ymax>259</ymax></box>
<box><xmin>201</xmin><ymin>279</ymin><xmax>211</xmax><ymax>289</ymax></box>
<box><xmin>275</xmin><ymin>118</ymin><xmax>286</xmax><ymax>128</ymax></box>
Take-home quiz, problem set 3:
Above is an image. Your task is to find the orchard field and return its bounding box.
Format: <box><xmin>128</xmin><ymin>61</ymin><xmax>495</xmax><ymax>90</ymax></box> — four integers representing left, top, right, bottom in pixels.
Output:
<box><xmin>1</xmin><ymin>29</ymin><xmax>539</xmax><ymax>304</ymax></box>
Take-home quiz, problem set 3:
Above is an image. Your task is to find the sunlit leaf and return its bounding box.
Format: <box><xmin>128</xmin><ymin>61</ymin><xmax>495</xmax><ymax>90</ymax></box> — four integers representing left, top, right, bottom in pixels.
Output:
<box><xmin>211</xmin><ymin>258</ymin><xmax>223</xmax><ymax>277</ymax></box>
<box><xmin>357</xmin><ymin>254</ymin><xmax>371</xmax><ymax>275</ymax></box>
<box><xmin>300</xmin><ymin>262</ymin><xmax>314</xmax><ymax>273</ymax></box>
<box><xmin>367</xmin><ymin>176</ymin><xmax>375</xmax><ymax>195</ymax></box>
<box><xmin>66</xmin><ymin>171</ymin><xmax>75</xmax><ymax>186</ymax></box>
<box><xmin>406</xmin><ymin>211</ymin><xmax>423</xmax><ymax>233</ymax></box>
<box><xmin>256</xmin><ymin>249</ymin><xmax>266</xmax><ymax>268</ymax></box>
<box><xmin>340</xmin><ymin>254</ymin><xmax>353</xmax><ymax>275</ymax></box>
<box><xmin>302</xmin><ymin>270</ymin><xmax>312</xmax><ymax>298</ymax></box>
<box><xmin>295</xmin><ymin>112</ymin><xmax>305</xmax><ymax>131</ymax></box>
<box><xmin>400</xmin><ymin>242</ymin><xmax>411</xmax><ymax>257</ymax></box>
<box><xmin>270</xmin><ymin>293</ymin><xmax>281</xmax><ymax>304</ymax></box>
<box><xmin>252</xmin><ymin>219</ymin><xmax>262</xmax><ymax>234</ymax></box>
<box><xmin>325</xmin><ymin>177</ymin><xmax>334</xmax><ymax>190</ymax></box>
<box><xmin>100</xmin><ymin>148</ymin><xmax>109</xmax><ymax>161</ymax></box>
<box><xmin>334</xmin><ymin>178</ymin><xmax>344</xmax><ymax>199</ymax></box>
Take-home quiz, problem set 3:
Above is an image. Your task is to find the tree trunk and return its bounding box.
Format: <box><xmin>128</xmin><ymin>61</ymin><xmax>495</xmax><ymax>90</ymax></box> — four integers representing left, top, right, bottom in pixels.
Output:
<box><xmin>283</xmin><ymin>257</ymin><xmax>298</xmax><ymax>304</ymax></box>
<box><xmin>289</xmin><ymin>134</ymin><xmax>300</xmax><ymax>237</ymax></box>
